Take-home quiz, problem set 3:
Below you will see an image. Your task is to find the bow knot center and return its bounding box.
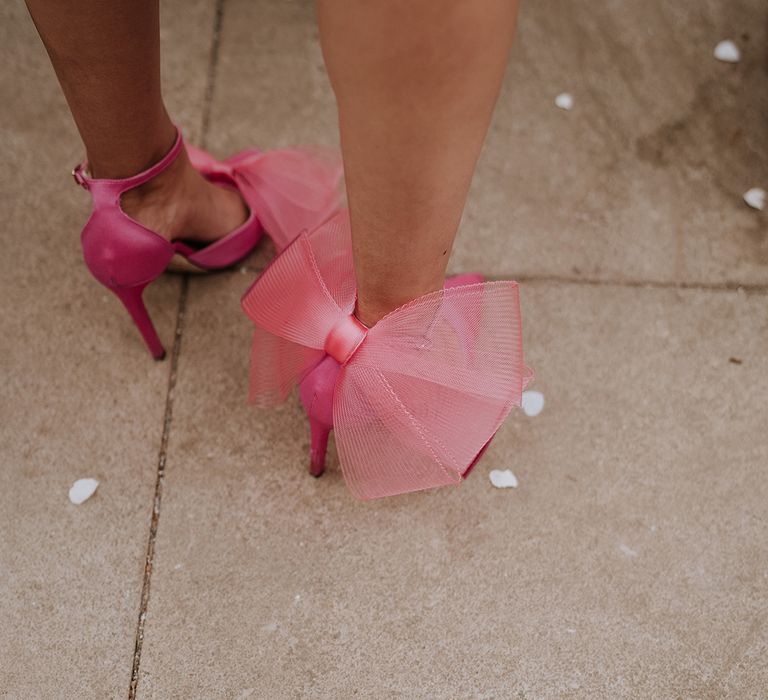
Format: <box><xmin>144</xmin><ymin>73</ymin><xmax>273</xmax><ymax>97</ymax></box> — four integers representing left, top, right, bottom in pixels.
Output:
<box><xmin>324</xmin><ymin>315</ymin><xmax>368</xmax><ymax>364</ymax></box>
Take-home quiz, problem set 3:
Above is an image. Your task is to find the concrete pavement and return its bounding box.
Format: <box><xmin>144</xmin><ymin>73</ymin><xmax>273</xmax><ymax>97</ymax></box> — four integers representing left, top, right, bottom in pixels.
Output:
<box><xmin>1</xmin><ymin>0</ymin><xmax>766</xmax><ymax>697</ymax></box>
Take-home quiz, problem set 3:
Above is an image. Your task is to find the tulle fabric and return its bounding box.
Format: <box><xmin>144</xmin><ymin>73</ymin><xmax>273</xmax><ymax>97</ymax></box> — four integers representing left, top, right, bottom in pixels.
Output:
<box><xmin>241</xmin><ymin>211</ymin><xmax>532</xmax><ymax>500</ymax></box>
<box><xmin>187</xmin><ymin>143</ymin><xmax>343</xmax><ymax>252</ymax></box>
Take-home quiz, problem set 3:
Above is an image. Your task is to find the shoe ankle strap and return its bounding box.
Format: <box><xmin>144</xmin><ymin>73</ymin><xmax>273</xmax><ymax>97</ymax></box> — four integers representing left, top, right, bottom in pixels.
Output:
<box><xmin>72</xmin><ymin>126</ymin><xmax>184</xmax><ymax>192</ymax></box>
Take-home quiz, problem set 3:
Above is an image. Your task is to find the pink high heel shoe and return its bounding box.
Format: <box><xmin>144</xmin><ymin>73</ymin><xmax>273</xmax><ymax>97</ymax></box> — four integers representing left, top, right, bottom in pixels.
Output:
<box><xmin>74</xmin><ymin>126</ymin><xmax>342</xmax><ymax>359</ymax></box>
<box><xmin>241</xmin><ymin>211</ymin><xmax>533</xmax><ymax>500</ymax></box>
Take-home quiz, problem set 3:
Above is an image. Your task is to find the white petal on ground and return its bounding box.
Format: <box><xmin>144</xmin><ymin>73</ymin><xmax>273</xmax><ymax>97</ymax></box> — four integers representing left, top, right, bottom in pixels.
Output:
<box><xmin>618</xmin><ymin>543</ymin><xmax>638</xmax><ymax>558</ymax></box>
<box><xmin>713</xmin><ymin>40</ymin><xmax>740</xmax><ymax>63</ymax></box>
<box><xmin>555</xmin><ymin>92</ymin><xmax>574</xmax><ymax>110</ymax></box>
<box><xmin>522</xmin><ymin>390</ymin><xmax>545</xmax><ymax>417</ymax></box>
<box><xmin>743</xmin><ymin>187</ymin><xmax>766</xmax><ymax>211</ymax></box>
<box><xmin>69</xmin><ymin>478</ymin><xmax>99</xmax><ymax>505</ymax></box>
<box><xmin>489</xmin><ymin>469</ymin><xmax>519</xmax><ymax>489</ymax></box>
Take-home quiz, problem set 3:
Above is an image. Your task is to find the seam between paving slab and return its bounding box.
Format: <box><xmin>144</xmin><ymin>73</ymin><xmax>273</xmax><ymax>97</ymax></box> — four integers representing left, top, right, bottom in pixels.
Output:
<box><xmin>128</xmin><ymin>277</ymin><xmax>188</xmax><ymax>699</ymax></box>
<box><xmin>239</xmin><ymin>264</ymin><xmax>768</xmax><ymax>295</ymax></box>
<box><xmin>200</xmin><ymin>0</ymin><xmax>227</xmax><ymax>148</ymax></box>
<box><xmin>128</xmin><ymin>1</ymin><xmax>226</xmax><ymax>697</ymax></box>
<box><xmin>514</xmin><ymin>275</ymin><xmax>768</xmax><ymax>294</ymax></box>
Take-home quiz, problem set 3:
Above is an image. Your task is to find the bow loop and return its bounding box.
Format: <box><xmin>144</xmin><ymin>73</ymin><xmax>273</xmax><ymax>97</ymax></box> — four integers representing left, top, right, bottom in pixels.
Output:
<box><xmin>187</xmin><ymin>142</ymin><xmax>343</xmax><ymax>252</ymax></box>
<box><xmin>333</xmin><ymin>280</ymin><xmax>527</xmax><ymax>499</ymax></box>
<box><xmin>229</xmin><ymin>147</ymin><xmax>343</xmax><ymax>252</ymax></box>
<box><xmin>241</xmin><ymin>212</ymin><xmax>358</xmax><ymax>403</ymax></box>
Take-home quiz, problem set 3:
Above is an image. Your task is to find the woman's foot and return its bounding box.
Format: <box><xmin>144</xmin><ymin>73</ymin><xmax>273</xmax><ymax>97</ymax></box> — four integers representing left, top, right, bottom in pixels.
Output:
<box><xmin>120</xmin><ymin>146</ymin><xmax>248</xmax><ymax>245</ymax></box>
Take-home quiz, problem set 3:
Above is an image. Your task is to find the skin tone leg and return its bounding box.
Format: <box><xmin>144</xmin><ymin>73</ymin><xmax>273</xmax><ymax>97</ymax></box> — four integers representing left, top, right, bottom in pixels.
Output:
<box><xmin>317</xmin><ymin>0</ymin><xmax>519</xmax><ymax>326</ymax></box>
<box><xmin>24</xmin><ymin>0</ymin><xmax>246</xmax><ymax>243</ymax></box>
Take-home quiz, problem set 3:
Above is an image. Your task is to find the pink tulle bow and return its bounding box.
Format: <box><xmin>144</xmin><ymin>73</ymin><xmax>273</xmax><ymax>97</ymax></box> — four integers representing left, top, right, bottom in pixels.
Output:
<box><xmin>241</xmin><ymin>211</ymin><xmax>531</xmax><ymax>500</ymax></box>
<box><xmin>187</xmin><ymin>143</ymin><xmax>343</xmax><ymax>253</ymax></box>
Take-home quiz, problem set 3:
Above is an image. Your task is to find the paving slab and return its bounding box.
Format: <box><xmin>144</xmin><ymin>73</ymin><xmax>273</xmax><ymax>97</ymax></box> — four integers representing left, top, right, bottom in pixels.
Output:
<box><xmin>3</xmin><ymin>0</ymin><xmax>766</xmax><ymax>697</ymax></box>
<box><xmin>0</xmin><ymin>1</ymin><xmax>213</xmax><ymax>696</ymax></box>
<box><xmin>460</xmin><ymin>0</ymin><xmax>768</xmax><ymax>286</ymax></box>
<box><xmin>138</xmin><ymin>269</ymin><xmax>768</xmax><ymax>698</ymax></box>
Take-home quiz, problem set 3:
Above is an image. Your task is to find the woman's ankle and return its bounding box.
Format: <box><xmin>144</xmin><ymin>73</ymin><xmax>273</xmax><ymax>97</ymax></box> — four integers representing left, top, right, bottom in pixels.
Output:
<box><xmin>86</xmin><ymin>121</ymin><xmax>178</xmax><ymax>180</ymax></box>
<box><xmin>355</xmin><ymin>275</ymin><xmax>446</xmax><ymax>327</ymax></box>
<box><xmin>120</xmin><ymin>147</ymin><xmax>248</xmax><ymax>243</ymax></box>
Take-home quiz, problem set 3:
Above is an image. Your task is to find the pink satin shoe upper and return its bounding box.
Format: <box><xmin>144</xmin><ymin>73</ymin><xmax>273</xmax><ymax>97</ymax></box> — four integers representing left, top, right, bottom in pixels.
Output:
<box><xmin>75</xmin><ymin>127</ymin><xmax>343</xmax><ymax>288</ymax></box>
<box><xmin>242</xmin><ymin>210</ymin><xmax>532</xmax><ymax>500</ymax></box>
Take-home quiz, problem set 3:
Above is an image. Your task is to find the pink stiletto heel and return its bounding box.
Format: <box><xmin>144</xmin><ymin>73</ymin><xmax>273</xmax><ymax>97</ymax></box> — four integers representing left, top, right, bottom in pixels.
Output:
<box><xmin>308</xmin><ymin>418</ymin><xmax>332</xmax><ymax>477</ymax></box>
<box><xmin>111</xmin><ymin>283</ymin><xmax>166</xmax><ymax>360</ymax></box>
<box><xmin>74</xmin><ymin>126</ymin><xmax>343</xmax><ymax>358</ymax></box>
<box><xmin>242</xmin><ymin>211</ymin><xmax>533</xmax><ymax>500</ymax></box>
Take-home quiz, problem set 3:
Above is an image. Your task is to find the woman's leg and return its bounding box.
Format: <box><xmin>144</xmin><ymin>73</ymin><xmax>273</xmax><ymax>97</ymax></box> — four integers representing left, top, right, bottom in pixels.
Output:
<box><xmin>25</xmin><ymin>0</ymin><xmax>246</xmax><ymax>241</ymax></box>
<box><xmin>317</xmin><ymin>0</ymin><xmax>519</xmax><ymax>326</ymax></box>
